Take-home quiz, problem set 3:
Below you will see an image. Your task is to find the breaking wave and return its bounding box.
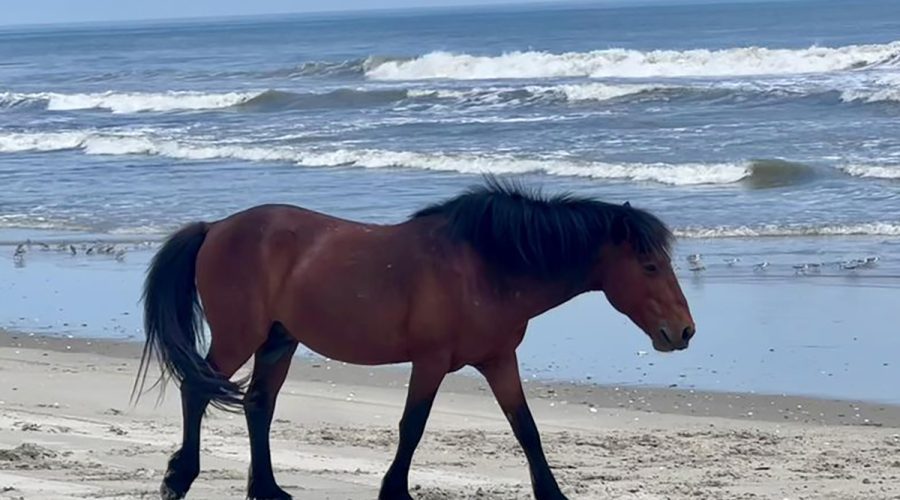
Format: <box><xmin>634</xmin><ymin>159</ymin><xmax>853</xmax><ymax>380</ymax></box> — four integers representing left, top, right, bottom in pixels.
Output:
<box><xmin>408</xmin><ymin>82</ymin><xmax>666</xmax><ymax>104</ymax></box>
<box><xmin>365</xmin><ymin>42</ymin><xmax>900</xmax><ymax>80</ymax></box>
<box><xmin>0</xmin><ymin>131</ymin><xmax>828</xmax><ymax>187</ymax></box>
<box><xmin>0</xmin><ymin>90</ymin><xmax>258</xmax><ymax>113</ymax></box>
<box><xmin>237</xmin><ymin>88</ymin><xmax>410</xmax><ymax>110</ymax></box>
<box><xmin>4</xmin><ymin>77</ymin><xmax>898</xmax><ymax>116</ymax></box>
<box><xmin>842</xmin><ymin>88</ymin><xmax>900</xmax><ymax>103</ymax></box>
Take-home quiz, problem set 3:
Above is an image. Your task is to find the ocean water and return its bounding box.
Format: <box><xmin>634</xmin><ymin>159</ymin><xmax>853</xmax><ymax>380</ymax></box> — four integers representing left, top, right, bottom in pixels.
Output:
<box><xmin>1</xmin><ymin>1</ymin><xmax>900</xmax><ymax>400</ymax></box>
<box><xmin>1</xmin><ymin>0</ymin><xmax>899</xmax><ymax>247</ymax></box>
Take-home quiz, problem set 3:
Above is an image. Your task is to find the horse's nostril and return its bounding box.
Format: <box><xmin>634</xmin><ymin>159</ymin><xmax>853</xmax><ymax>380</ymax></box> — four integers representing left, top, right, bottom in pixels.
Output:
<box><xmin>682</xmin><ymin>326</ymin><xmax>695</xmax><ymax>341</ymax></box>
<box><xmin>659</xmin><ymin>328</ymin><xmax>672</xmax><ymax>345</ymax></box>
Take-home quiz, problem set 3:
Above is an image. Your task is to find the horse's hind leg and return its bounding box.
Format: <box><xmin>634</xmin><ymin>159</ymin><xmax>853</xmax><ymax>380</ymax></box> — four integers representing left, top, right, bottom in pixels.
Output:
<box><xmin>160</xmin><ymin>386</ymin><xmax>209</xmax><ymax>500</ymax></box>
<box><xmin>161</xmin><ymin>355</ymin><xmax>246</xmax><ymax>500</ymax></box>
<box><xmin>245</xmin><ymin>323</ymin><xmax>298</xmax><ymax>500</ymax></box>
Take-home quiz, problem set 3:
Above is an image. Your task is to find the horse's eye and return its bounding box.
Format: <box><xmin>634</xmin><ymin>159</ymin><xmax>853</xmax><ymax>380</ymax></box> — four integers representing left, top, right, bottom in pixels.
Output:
<box><xmin>643</xmin><ymin>263</ymin><xmax>659</xmax><ymax>274</ymax></box>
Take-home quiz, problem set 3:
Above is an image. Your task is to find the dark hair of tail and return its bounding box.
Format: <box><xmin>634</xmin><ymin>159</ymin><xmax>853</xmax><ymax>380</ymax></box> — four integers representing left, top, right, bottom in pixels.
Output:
<box><xmin>132</xmin><ymin>222</ymin><xmax>244</xmax><ymax>411</ymax></box>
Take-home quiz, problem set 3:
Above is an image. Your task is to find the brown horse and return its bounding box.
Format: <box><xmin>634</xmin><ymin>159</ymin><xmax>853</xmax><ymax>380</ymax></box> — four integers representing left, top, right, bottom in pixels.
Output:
<box><xmin>135</xmin><ymin>179</ymin><xmax>695</xmax><ymax>500</ymax></box>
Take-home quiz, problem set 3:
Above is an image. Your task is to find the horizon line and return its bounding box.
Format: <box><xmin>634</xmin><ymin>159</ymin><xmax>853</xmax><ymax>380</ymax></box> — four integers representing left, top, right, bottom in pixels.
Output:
<box><xmin>0</xmin><ymin>0</ymin><xmax>804</xmax><ymax>30</ymax></box>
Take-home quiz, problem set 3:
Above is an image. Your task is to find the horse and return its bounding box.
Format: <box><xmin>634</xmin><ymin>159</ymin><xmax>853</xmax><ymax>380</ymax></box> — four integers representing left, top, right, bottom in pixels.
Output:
<box><xmin>134</xmin><ymin>178</ymin><xmax>695</xmax><ymax>500</ymax></box>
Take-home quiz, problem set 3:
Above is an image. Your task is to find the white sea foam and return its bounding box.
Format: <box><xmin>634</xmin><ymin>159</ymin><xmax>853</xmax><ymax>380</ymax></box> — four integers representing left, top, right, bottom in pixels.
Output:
<box><xmin>542</xmin><ymin>82</ymin><xmax>661</xmax><ymax>101</ymax></box>
<box><xmin>0</xmin><ymin>130</ymin><xmax>755</xmax><ymax>185</ymax></box>
<box><xmin>676</xmin><ymin>223</ymin><xmax>900</xmax><ymax>238</ymax></box>
<box><xmin>0</xmin><ymin>214</ymin><xmax>87</xmax><ymax>231</ymax></box>
<box><xmin>408</xmin><ymin>82</ymin><xmax>664</xmax><ymax>105</ymax></box>
<box><xmin>366</xmin><ymin>42</ymin><xmax>900</xmax><ymax>80</ymax></box>
<box><xmin>840</xmin><ymin>164</ymin><xmax>900</xmax><ymax>179</ymax></box>
<box><xmin>0</xmin><ymin>91</ymin><xmax>258</xmax><ymax>113</ymax></box>
<box><xmin>0</xmin><ymin>131</ymin><xmax>90</xmax><ymax>152</ymax></box>
<box><xmin>840</xmin><ymin>80</ymin><xmax>900</xmax><ymax>103</ymax></box>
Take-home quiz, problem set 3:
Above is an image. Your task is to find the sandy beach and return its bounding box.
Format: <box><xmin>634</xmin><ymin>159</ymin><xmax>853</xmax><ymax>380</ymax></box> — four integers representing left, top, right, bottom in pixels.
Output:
<box><xmin>0</xmin><ymin>330</ymin><xmax>898</xmax><ymax>500</ymax></box>
<box><xmin>3</xmin><ymin>1</ymin><xmax>900</xmax><ymax>498</ymax></box>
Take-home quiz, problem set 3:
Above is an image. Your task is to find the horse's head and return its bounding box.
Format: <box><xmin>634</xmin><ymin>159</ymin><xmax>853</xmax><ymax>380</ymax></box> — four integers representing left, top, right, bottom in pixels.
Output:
<box><xmin>594</xmin><ymin>207</ymin><xmax>695</xmax><ymax>352</ymax></box>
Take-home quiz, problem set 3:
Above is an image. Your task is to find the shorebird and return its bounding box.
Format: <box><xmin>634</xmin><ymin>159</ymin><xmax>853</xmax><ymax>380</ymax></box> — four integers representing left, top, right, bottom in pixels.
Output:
<box><xmin>13</xmin><ymin>243</ymin><xmax>27</xmax><ymax>262</ymax></box>
<box><xmin>723</xmin><ymin>257</ymin><xmax>741</xmax><ymax>267</ymax></box>
<box><xmin>114</xmin><ymin>248</ymin><xmax>127</xmax><ymax>262</ymax></box>
<box><xmin>792</xmin><ymin>263</ymin><xmax>822</xmax><ymax>275</ymax></box>
<box><xmin>686</xmin><ymin>254</ymin><xmax>705</xmax><ymax>271</ymax></box>
<box><xmin>840</xmin><ymin>259</ymin><xmax>869</xmax><ymax>270</ymax></box>
<box><xmin>861</xmin><ymin>256</ymin><xmax>879</xmax><ymax>268</ymax></box>
<box><xmin>753</xmin><ymin>261</ymin><xmax>769</xmax><ymax>272</ymax></box>
<box><xmin>69</xmin><ymin>245</ymin><xmax>77</xmax><ymax>256</ymax></box>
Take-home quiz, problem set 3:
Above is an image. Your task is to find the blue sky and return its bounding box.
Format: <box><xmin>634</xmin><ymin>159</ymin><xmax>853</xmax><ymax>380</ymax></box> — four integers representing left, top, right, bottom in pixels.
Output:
<box><xmin>0</xmin><ymin>0</ymin><xmax>753</xmax><ymax>26</ymax></box>
<box><xmin>3</xmin><ymin>0</ymin><xmax>529</xmax><ymax>26</ymax></box>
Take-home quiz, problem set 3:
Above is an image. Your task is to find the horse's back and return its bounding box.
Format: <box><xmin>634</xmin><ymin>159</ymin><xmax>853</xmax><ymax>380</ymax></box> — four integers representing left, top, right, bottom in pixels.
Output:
<box><xmin>195</xmin><ymin>204</ymin><xmax>445</xmax><ymax>364</ymax></box>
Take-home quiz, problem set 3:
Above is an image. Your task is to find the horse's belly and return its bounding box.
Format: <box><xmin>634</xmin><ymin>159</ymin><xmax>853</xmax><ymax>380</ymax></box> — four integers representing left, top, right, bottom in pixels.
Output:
<box><xmin>278</xmin><ymin>295</ymin><xmax>410</xmax><ymax>366</ymax></box>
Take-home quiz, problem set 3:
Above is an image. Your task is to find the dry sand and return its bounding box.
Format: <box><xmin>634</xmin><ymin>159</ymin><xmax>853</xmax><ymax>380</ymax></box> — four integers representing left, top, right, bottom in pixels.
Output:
<box><xmin>0</xmin><ymin>331</ymin><xmax>898</xmax><ymax>500</ymax></box>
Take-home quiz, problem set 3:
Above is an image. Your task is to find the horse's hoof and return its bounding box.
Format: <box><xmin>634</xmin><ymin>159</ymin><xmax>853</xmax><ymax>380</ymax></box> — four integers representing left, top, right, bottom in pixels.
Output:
<box><xmin>378</xmin><ymin>489</ymin><xmax>414</xmax><ymax>500</ymax></box>
<box><xmin>246</xmin><ymin>485</ymin><xmax>293</xmax><ymax>500</ymax></box>
<box><xmin>160</xmin><ymin>482</ymin><xmax>186</xmax><ymax>500</ymax></box>
<box><xmin>534</xmin><ymin>489</ymin><xmax>569</xmax><ymax>500</ymax></box>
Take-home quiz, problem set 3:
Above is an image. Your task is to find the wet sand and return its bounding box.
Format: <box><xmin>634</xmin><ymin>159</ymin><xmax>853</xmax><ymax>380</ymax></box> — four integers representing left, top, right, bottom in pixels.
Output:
<box><xmin>3</xmin><ymin>239</ymin><xmax>900</xmax><ymax>404</ymax></box>
<box><xmin>1</xmin><ymin>331</ymin><xmax>899</xmax><ymax>500</ymax></box>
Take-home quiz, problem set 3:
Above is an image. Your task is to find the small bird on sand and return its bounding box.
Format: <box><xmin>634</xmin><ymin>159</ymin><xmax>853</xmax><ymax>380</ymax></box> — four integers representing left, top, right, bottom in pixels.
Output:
<box><xmin>753</xmin><ymin>261</ymin><xmax>769</xmax><ymax>272</ymax></box>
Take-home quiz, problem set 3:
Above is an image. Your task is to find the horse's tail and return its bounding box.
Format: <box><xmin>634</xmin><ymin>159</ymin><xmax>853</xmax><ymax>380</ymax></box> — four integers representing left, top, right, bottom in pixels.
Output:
<box><xmin>132</xmin><ymin>222</ymin><xmax>244</xmax><ymax>411</ymax></box>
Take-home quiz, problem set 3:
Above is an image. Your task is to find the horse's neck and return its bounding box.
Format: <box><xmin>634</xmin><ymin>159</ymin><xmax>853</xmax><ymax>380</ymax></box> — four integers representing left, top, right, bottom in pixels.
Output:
<box><xmin>493</xmin><ymin>277</ymin><xmax>588</xmax><ymax>322</ymax></box>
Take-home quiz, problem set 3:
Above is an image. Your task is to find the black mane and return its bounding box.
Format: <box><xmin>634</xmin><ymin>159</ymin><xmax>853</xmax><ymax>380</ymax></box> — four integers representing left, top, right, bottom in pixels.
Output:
<box><xmin>413</xmin><ymin>178</ymin><xmax>673</xmax><ymax>281</ymax></box>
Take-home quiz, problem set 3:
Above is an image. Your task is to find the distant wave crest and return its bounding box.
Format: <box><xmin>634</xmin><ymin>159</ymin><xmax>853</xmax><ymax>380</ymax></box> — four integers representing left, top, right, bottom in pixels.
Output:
<box><xmin>365</xmin><ymin>42</ymin><xmax>900</xmax><ymax>80</ymax></box>
<box><xmin>840</xmin><ymin>164</ymin><xmax>900</xmax><ymax>179</ymax></box>
<box><xmin>676</xmin><ymin>223</ymin><xmax>900</xmax><ymax>238</ymax></box>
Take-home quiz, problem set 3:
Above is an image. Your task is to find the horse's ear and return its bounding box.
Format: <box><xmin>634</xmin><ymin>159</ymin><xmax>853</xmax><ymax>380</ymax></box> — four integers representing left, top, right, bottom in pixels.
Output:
<box><xmin>623</xmin><ymin>201</ymin><xmax>631</xmax><ymax>208</ymax></box>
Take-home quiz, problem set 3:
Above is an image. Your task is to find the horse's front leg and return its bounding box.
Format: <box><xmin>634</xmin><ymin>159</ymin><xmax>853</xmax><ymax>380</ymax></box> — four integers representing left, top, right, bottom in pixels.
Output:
<box><xmin>477</xmin><ymin>352</ymin><xmax>568</xmax><ymax>500</ymax></box>
<box><xmin>379</xmin><ymin>359</ymin><xmax>448</xmax><ymax>500</ymax></box>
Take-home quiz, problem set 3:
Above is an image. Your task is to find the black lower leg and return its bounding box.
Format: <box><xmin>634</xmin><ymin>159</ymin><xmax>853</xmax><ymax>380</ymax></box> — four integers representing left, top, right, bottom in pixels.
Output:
<box><xmin>507</xmin><ymin>403</ymin><xmax>566</xmax><ymax>500</ymax></box>
<box><xmin>478</xmin><ymin>353</ymin><xmax>567</xmax><ymax>500</ymax></box>
<box><xmin>245</xmin><ymin>386</ymin><xmax>286</xmax><ymax>498</ymax></box>
<box><xmin>378</xmin><ymin>361</ymin><xmax>448</xmax><ymax>500</ymax></box>
<box><xmin>379</xmin><ymin>398</ymin><xmax>435</xmax><ymax>499</ymax></box>
<box><xmin>161</xmin><ymin>388</ymin><xmax>209</xmax><ymax>500</ymax></box>
<box><xmin>246</xmin><ymin>323</ymin><xmax>297</xmax><ymax>500</ymax></box>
